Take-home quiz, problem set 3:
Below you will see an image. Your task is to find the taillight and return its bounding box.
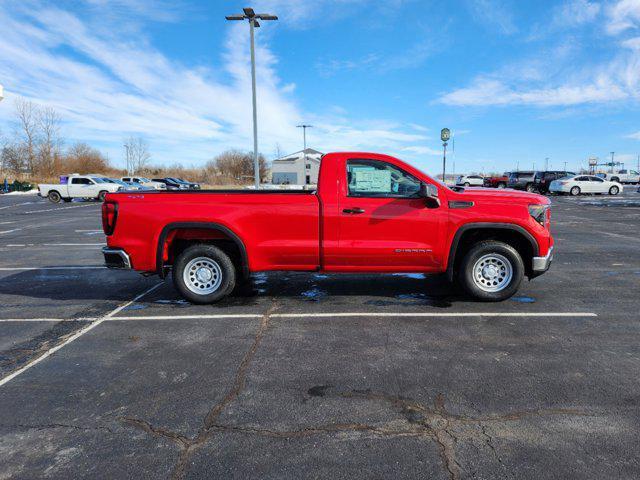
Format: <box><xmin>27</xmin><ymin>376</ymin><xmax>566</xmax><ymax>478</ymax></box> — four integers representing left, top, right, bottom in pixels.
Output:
<box><xmin>102</xmin><ymin>202</ymin><xmax>118</xmax><ymax>235</ymax></box>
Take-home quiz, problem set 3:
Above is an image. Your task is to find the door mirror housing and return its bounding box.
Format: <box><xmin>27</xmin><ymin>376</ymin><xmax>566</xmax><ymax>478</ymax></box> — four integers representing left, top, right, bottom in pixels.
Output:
<box><xmin>420</xmin><ymin>182</ymin><xmax>440</xmax><ymax>207</ymax></box>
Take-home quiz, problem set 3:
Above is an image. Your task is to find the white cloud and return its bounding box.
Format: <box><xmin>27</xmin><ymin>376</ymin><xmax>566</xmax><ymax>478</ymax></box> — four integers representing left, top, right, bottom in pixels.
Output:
<box><xmin>606</xmin><ymin>0</ymin><xmax>640</xmax><ymax>35</ymax></box>
<box><xmin>440</xmin><ymin>1</ymin><xmax>640</xmax><ymax>108</ymax></box>
<box><xmin>554</xmin><ymin>0</ymin><xmax>601</xmax><ymax>27</ymax></box>
<box><xmin>0</xmin><ymin>1</ymin><xmax>430</xmax><ymax>167</ymax></box>
<box><xmin>466</xmin><ymin>0</ymin><xmax>517</xmax><ymax>35</ymax></box>
<box><xmin>626</xmin><ymin>131</ymin><xmax>640</xmax><ymax>139</ymax></box>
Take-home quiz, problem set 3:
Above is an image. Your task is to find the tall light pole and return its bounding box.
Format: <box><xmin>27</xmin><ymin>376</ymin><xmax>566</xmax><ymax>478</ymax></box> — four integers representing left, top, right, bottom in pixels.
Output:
<box><xmin>297</xmin><ymin>124</ymin><xmax>313</xmax><ymax>184</ymax></box>
<box><xmin>545</xmin><ymin>157</ymin><xmax>549</xmax><ymax>171</ymax></box>
<box><xmin>0</xmin><ymin>83</ymin><xmax>4</xmax><ymax>102</ymax></box>
<box><xmin>610</xmin><ymin>151</ymin><xmax>615</xmax><ymax>173</ymax></box>
<box><xmin>226</xmin><ymin>7</ymin><xmax>278</xmax><ymax>189</ymax></box>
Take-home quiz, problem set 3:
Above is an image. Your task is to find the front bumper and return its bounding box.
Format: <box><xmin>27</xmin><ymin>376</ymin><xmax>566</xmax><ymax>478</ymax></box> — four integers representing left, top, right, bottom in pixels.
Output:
<box><xmin>531</xmin><ymin>246</ymin><xmax>553</xmax><ymax>275</ymax></box>
<box><xmin>103</xmin><ymin>247</ymin><xmax>131</xmax><ymax>269</ymax></box>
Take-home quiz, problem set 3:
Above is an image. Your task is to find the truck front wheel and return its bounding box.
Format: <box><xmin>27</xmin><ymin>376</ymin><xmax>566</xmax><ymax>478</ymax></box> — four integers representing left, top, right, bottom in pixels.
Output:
<box><xmin>172</xmin><ymin>244</ymin><xmax>236</xmax><ymax>304</ymax></box>
<box><xmin>458</xmin><ymin>241</ymin><xmax>524</xmax><ymax>301</ymax></box>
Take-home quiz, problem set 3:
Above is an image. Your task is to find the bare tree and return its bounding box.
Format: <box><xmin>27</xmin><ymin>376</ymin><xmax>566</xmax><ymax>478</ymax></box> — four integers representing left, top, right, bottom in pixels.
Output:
<box><xmin>212</xmin><ymin>150</ymin><xmax>268</xmax><ymax>183</ymax></box>
<box><xmin>64</xmin><ymin>142</ymin><xmax>110</xmax><ymax>173</ymax></box>
<box><xmin>14</xmin><ymin>98</ymin><xmax>39</xmax><ymax>174</ymax></box>
<box><xmin>37</xmin><ymin>106</ymin><xmax>62</xmax><ymax>176</ymax></box>
<box><xmin>123</xmin><ymin>136</ymin><xmax>151</xmax><ymax>174</ymax></box>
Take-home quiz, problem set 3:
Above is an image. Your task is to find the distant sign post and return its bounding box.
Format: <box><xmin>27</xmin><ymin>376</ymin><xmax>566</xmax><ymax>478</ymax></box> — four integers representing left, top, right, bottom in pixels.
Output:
<box><xmin>441</xmin><ymin>128</ymin><xmax>450</xmax><ymax>183</ymax></box>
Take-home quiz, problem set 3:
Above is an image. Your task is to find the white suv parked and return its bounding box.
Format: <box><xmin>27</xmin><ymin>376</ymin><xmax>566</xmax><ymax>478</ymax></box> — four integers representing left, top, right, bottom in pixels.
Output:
<box><xmin>456</xmin><ymin>175</ymin><xmax>484</xmax><ymax>187</ymax></box>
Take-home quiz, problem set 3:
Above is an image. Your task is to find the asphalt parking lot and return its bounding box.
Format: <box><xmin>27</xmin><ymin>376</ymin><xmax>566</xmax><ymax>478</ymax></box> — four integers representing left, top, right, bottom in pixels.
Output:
<box><xmin>1</xmin><ymin>188</ymin><xmax>640</xmax><ymax>480</ymax></box>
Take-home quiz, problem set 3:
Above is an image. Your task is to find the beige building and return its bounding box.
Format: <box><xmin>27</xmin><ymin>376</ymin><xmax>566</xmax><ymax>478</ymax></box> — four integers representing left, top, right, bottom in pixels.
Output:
<box><xmin>271</xmin><ymin>148</ymin><xmax>323</xmax><ymax>185</ymax></box>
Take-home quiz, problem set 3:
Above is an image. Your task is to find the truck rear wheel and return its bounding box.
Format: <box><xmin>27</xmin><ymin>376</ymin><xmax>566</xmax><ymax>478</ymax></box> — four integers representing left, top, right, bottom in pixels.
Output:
<box><xmin>48</xmin><ymin>191</ymin><xmax>61</xmax><ymax>203</ymax></box>
<box><xmin>98</xmin><ymin>190</ymin><xmax>108</xmax><ymax>202</ymax></box>
<box><xmin>458</xmin><ymin>241</ymin><xmax>524</xmax><ymax>302</ymax></box>
<box><xmin>172</xmin><ymin>244</ymin><xmax>236</xmax><ymax>304</ymax></box>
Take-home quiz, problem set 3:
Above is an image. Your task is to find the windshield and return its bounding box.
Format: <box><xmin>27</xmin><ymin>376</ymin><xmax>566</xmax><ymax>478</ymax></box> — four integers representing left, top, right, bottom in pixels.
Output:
<box><xmin>91</xmin><ymin>177</ymin><xmax>105</xmax><ymax>183</ymax></box>
<box><xmin>138</xmin><ymin>177</ymin><xmax>150</xmax><ymax>182</ymax></box>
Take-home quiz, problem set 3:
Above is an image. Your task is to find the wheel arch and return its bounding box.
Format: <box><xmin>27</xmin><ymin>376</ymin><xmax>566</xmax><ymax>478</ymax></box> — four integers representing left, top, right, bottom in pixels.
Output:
<box><xmin>446</xmin><ymin>223</ymin><xmax>539</xmax><ymax>281</ymax></box>
<box><xmin>156</xmin><ymin>222</ymin><xmax>249</xmax><ymax>279</ymax></box>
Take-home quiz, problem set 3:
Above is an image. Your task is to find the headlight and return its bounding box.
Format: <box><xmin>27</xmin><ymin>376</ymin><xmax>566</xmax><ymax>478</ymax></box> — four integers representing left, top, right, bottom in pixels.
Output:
<box><xmin>529</xmin><ymin>204</ymin><xmax>550</xmax><ymax>228</ymax></box>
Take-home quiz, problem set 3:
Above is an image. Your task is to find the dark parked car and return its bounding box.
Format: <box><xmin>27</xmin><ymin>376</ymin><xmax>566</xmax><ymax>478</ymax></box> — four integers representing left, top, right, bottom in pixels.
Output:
<box><xmin>152</xmin><ymin>178</ymin><xmax>186</xmax><ymax>190</ymax></box>
<box><xmin>172</xmin><ymin>177</ymin><xmax>201</xmax><ymax>190</ymax></box>
<box><xmin>533</xmin><ymin>171</ymin><xmax>575</xmax><ymax>193</ymax></box>
<box><xmin>507</xmin><ymin>171</ymin><xmax>537</xmax><ymax>192</ymax></box>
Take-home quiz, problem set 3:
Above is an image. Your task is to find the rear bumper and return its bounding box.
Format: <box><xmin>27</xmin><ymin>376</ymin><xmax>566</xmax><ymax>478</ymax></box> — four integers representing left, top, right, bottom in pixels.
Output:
<box><xmin>103</xmin><ymin>247</ymin><xmax>131</xmax><ymax>269</ymax></box>
<box><xmin>531</xmin><ymin>246</ymin><xmax>553</xmax><ymax>276</ymax></box>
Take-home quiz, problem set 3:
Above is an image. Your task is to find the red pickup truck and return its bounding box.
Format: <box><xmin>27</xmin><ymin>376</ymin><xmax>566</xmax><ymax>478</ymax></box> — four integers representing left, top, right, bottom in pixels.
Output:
<box><xmin>102</xmin><ymin>152</ymin><xmax>553</xmax><ymax>302</ymax></box>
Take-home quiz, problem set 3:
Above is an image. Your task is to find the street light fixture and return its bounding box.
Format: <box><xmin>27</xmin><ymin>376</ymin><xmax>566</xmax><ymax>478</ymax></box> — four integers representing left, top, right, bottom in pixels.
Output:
<box><xmin>226</xmin><ymin>7</ymin><xmax>278</xmax><ymax>189</ymax></box>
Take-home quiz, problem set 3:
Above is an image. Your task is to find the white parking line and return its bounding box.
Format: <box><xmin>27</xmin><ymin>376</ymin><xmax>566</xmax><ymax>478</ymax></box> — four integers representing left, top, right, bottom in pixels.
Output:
<box><xmin>43</xmin><ymin>243</ymin><xmax>105</xmax><ymax>246</ymax></box>
<box><xmin>0</xmin><ymin>229</ymin><xmax>22</xmax><ymax>234</ymax></box>
<box><xmin>0</xmin><ymin>312</ymin><xmax>598</xmax><ymax>323</ymax></box>
<box><xmin>0</xmin><ymin>282</ymin><xmax>163</xmax><ymax>388</ymax></box>
<box><xmin>0</xmin><ymin>318</ymin><xmax>97</xmax><ymax>322</ymax></box>
<box><xmin>0</xmin><ymin>266</ymin><xmax>106</xmax><ymax>271</ymax></box>
<box><xmin>21</xmin><ymin>204</ymin><xmax>98</xmax><ymax>214</ymax></box>
<box><xmin>105</xmin><ymin>312</ymin><xmax>598</xmax><ymax>321</ymax></box>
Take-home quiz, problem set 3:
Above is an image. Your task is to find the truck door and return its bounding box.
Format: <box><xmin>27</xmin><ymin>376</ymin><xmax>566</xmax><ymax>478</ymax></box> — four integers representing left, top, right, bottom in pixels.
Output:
<box><xmin>328</xmin><ymin>158</ymin><xmax>444</xmax><ymax>272</ymax></box>
<box><xmin>68</xmin><ymin>177</ymin><xmax>94</xmax><ymax>197</ymax></box>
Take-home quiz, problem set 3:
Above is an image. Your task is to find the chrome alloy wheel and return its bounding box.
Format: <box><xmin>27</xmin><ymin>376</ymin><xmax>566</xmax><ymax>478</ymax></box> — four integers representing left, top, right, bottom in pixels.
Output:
<box><xmin>183</xmin><ymin>257</ymin><xmax>223</xmax><ymax>295</ymax></box>
<box><xmin>472</xmin><ymin>253</ymin><xmax>513</xmax><ymax>292</ymax></box>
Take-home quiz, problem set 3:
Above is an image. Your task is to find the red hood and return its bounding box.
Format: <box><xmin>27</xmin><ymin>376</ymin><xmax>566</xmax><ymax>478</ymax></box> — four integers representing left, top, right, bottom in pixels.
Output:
<box><xmin>449</xmin><ymin>187</ymin><xmax>549</xmax><ymax>204</ymax></box>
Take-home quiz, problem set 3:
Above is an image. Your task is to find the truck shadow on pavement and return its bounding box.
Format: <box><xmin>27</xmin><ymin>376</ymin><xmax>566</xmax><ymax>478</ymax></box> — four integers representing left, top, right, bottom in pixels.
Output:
<box><xmin>0</xmin><ymin>269</ymin><xmax>460</xmax><ymax>307</ymax></box>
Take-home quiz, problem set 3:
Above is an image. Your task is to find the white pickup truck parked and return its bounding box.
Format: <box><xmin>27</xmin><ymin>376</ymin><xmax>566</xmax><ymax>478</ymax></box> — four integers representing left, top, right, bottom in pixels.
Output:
<box><xmin>121</xmin><ymin>176</ymin><xmax>166</xmax><ymax>190</ymax></box>
<box><xmin>38</xmin><ymin>175</ymin><xmax>122</xmax><ymax>203</ymax></box>
<box><xmin>597</xmin><ymin>170</ymin><xmax>640</xmax><ymax>184</ymax></box>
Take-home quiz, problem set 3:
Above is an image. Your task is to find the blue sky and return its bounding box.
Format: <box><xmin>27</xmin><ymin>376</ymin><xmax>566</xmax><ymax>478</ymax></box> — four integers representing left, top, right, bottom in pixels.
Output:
<box><xmin>0</xmin><ymin>0</ymin><xmax>639</xmax><ymax>174</ymax></box>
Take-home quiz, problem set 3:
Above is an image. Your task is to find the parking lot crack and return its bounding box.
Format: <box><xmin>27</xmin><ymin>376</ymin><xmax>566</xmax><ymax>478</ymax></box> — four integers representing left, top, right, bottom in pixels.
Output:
<box><xmin>120</xmin><ymin>300</ymin><xmax>280</xmax><ymax>480</ymax></box>
<box><xmin>120</xmin><ymin>417</ymin><xmax>190</xmax><ymax>448</ymax></box>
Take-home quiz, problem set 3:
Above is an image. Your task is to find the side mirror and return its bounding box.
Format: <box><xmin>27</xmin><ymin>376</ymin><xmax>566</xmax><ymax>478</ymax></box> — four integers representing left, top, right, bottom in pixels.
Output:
<box><xmin>420</xmin><ymin>182</ymin><xmax>440</xmax><ymax>207</ymax></box>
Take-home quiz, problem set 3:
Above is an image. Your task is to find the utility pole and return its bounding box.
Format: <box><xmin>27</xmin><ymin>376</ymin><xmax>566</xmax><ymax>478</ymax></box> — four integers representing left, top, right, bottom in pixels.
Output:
<box><xmin>564</xmin><ymin>161</ymin><xmax>567</xmax><ymax>172</ymax></box>
<box><xmin>226</xmin><ymin>8</ymin><xmax>278</xmax><ymax>189</ymax></box>
<box><xmin>452</xmin><ymin>135</ymin><xmax>456</xmax><ymax>177</ymax></box>
<box><xmin>545</xmin><ymin>157</ymin><xmax>549</xmax><ymax>171</ymax></box>
<box><xmin>297</xmin><ymin>124</ymin><xmax>313</xmax><ymax>184</ymax></box>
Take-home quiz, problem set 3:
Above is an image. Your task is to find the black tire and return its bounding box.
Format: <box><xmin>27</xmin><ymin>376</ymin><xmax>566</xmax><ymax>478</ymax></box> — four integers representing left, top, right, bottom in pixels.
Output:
<box><xmin>464</xmin><ymin>182</ymin><xmax>470</xmax><ymax>187</ymax></box>
<box><xmin>609</xmin><ymin>185</ymin><xmax>619</xmax><ymax>195</ymax></box>
<box><xmin>172</xmin><ymin>244</ymin><xmax>236</xmax><ymax>304</ymax></box>
<box><xmin>62</xmin><ymin>197</ymin><xmax>72</xmax><ymax>202</ymax></box>
<box><xmin>570</xmin><ymin>186</ymin><xmax>581</xmax><ymax>196</ymax></box>
<box><xmin>47</xmin><ymin>191</ymin><xmax>61</xmax><ymax>203</ymax></box>
<box><xmin>526</xmin><ymin>183</ymin><xmax>535</xmax><ymax>193</ymax></box>
<box><xmin>611</xmin><ymin>177</ymin><xmax>620</xmax><ymax>183</ymax></box>
<box><xmin>98</xmin><ymin>190</ymin><xmax>108</xmax><ymax>202</ymax></box>
<box><xmin>457</xmin><ymin>240</ymin><xmax>524</xmax><ymax>302</ymax></box>
<box><xmin>497</xmin><ymin>183</ymin><xmax>506</xmax><ymax>189</ymax></box>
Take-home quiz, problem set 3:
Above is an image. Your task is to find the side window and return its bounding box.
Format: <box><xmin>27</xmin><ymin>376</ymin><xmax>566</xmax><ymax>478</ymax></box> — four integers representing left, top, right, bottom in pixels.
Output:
<box><xmin>123</xmin><ymin>177</ymin><xmax>130</xmax><ymax>182</ymax></box>
<box><xmin>71</xmin><ymin>178</ymin><xmax>90</xmax><ymax>185</ymax></box>
<box><xmin>590</xmin><ymin>176</ymin><xmax>604</xmax><ymax>182</ymax></box>
<box><xmin>347</xmin><ymin>159</ymin><xmax>421</xmax><ymax>198</ymax></box>
<box><xmin>576</xmin><ymin>176</ymin><xmax>588</xmax><ymax>182</ymax></box>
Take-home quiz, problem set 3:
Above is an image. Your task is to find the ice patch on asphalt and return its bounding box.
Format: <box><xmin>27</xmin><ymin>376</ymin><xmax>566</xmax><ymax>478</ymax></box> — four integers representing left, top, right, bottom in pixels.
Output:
<box><xmin>301</xmin><ymin>287</ymin><xmax>327</xmax><ymax>301</ymax></box>
<box><xmin>391</xmin><ymin>273</ymin><xmax>425</xmax><ymax>279</ymax></box>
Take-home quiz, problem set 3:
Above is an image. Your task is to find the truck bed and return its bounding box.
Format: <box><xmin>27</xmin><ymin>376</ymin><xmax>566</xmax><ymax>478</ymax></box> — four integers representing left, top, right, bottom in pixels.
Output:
<box><xmin>106</xmin><ymin>191</ymin><xmax>321</xmax><ymax>273</ymax></box>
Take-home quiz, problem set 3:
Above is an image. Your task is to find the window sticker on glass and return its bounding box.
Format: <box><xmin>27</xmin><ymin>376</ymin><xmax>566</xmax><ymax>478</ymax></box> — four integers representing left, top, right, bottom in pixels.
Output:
<box><xmin>354</xmin><ymin>169</ymin><xmax>392</xmax><ymax>193</ymax></box>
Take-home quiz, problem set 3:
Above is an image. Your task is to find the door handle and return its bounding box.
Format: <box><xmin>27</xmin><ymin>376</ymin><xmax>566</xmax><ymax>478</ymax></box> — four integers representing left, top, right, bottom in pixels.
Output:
<box><xmin>343</xmin><ymin>207</ymin><xmax>365</xmax><ymax>214</ymax></box>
